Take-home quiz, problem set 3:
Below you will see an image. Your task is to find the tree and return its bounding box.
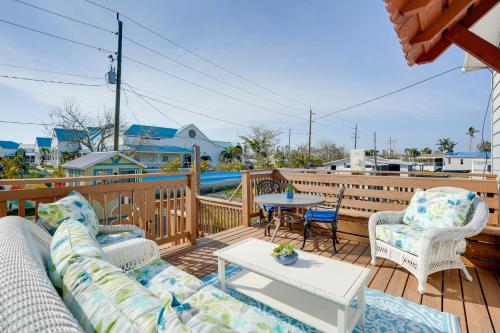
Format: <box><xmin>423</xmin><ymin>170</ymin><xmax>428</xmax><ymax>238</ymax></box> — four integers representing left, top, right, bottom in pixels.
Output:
<box><xmin>436</xmin><ymin>138</ymin><xmax>457</xmax><ymax>153</ymax></box>
<box><xmin>219</xmin><ymin>145</ymin><xmax>242</xmax><ymax>163</ymax></box>
<box><xmin>466</xmin><ymin>126</ymin><xmax>480</xmax><ymax>152</ymax></box>
<box><xmin>313</xmin><ymin>139</ymin><xmax>343</xmax><ymax>162</ymax></box>
<box><xmin>0</xmin><ymin>156</ymin><xmax>21</xmax><ymax>179</ymax></box>
<box><xmin>477</xmin><ymin>140</ymin><xmax>491</xmax><ymax>152</ymax></box>
<box><xmin>161</xmin><ymin>158</ymin><xmax>182</xmax><ymax>172</ymax></box>
<box><xmin>404</xmin><ymin>147</ymin><xmax>420</xmax><ymax>161</ymax></box>
<box><xmin>48</xmin><ymin>98</ymin><xmax>124</xmax><ymax>152</ymax></box>
<box><xmin>39</xmin><ymin>147</ymin><xmax>50</xmax><ymax>164</ymax></box>
<box><xmin>421</xmin><ymin>147</ymin><xmax>432</xmax><ymax>155</ymax></box>
<box><xmin>240</xmin><ymin>127</ymin><xmax>280</xmax><ymax>168</ymax></box>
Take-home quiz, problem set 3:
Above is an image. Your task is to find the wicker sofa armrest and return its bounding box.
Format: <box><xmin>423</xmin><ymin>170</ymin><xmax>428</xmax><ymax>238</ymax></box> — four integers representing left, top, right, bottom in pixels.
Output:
<box><xmin>98</xmin><ymin>224</ymin><xmax>141</xmax><ymax>235</ymax></box>
<box><xmin>369</xmin><ymin>210</ymin><xmax>406</xmax><ymax>227</ymax></box>
<box><xmin>103</xmin><ymin>238</ymin><xmax>160</xmax><ymax>271</ymax></box>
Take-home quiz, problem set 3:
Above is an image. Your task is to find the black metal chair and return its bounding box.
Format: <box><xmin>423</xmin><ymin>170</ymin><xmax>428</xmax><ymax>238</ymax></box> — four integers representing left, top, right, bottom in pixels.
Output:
<box><xmin>301</xmin><ymin>186</ymin><xmax>346</xmax><ymax>253</ymax></box>
<box><xmin>256</xmin><ymin>180</ymin><xmax>281</xmax><ymax>233</ymax></box>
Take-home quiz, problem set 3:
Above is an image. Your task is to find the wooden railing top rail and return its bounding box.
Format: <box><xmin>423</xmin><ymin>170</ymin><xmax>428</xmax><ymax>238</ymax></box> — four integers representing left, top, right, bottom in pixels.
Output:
<box><xmin>0</xmin><ymin>171</ymin><xmax>194</xmax><ymax>186</ymax></box>
<box><xmin>197</xmin><ymin>195</ymin><xmax>243</xmax><ymax>208</ymax></box>
<box><xmin>280</xmin><ymin>168</ymin><xmax>497</xmax><ymax>179</ymax></box>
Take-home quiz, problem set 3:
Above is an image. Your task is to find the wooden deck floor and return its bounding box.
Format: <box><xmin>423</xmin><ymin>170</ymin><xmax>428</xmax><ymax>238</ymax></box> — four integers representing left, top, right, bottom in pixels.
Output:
<box><xmin>160</xmin><ymin>225</ymin><xmax>500</xmax><ymax>333</ymax></box>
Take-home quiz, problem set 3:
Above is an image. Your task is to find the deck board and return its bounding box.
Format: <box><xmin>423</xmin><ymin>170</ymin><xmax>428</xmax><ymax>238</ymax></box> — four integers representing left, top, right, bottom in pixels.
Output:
<box><xmin>160</xmin><ymin>225</ymin><xmax>499</xmax><ymax>332</ymax></box>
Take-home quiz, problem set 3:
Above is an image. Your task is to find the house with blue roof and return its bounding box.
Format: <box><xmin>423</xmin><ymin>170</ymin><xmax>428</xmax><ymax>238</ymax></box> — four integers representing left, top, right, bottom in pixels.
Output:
<box><xmin>0</xmin><ymin>141</ymin><xmax>20</xmax><ymax>158</ymax></box>
<box><xmin>443</xmin><ymin>151</ymin><xmax>492</xmax><ymax>173</ymax></box>
<box><xmin>123</xmin><ymin>124</ymin><xmax>233</xmax><ymax>169</ymax></box>
<box><xmin>34</xmin><ymin>137</ymin><xmax>52</xmax><ymax>165</ymax></box>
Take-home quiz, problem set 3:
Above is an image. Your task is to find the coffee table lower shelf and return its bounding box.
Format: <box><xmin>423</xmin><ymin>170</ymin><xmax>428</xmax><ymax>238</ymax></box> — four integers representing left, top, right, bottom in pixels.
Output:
<box><xmin>225</xmin><ymin>269</ymin><xmax>363</xmax><ymax>333</ymax></box>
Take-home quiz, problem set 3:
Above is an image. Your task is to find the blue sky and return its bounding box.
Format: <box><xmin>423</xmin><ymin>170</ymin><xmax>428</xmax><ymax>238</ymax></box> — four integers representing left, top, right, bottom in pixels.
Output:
<box><xmin>0</xmin><ymin>0</ymin><xmax>493</xmax><ymax>152</ymax></box>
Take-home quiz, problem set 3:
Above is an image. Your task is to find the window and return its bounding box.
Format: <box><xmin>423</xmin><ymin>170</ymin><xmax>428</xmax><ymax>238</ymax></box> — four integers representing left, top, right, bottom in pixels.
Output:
<box><xmin>162</xmin><ymin>155</ymin><xmax>169</xmax><ymax>162</ymax></box>
<box><xmin>188</xmin><ymin>129</ymin><xmax>196</xmax><ymax>138</ymax></box>
<box><xmin>460</xmin><ymin>159</ymin><xmax>464</xmax><ymax>165</ymax></box>
<box><xmin>448</xmin><ymin>158</ymin><xmax>451</xmax><ymax>164</ymax></box>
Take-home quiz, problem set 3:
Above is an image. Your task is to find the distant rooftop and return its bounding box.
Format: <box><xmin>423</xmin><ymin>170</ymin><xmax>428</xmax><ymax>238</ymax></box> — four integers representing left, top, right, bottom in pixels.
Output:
<box><xmin>61</xmin><ymin>151</ymin><xmax>146</xmax><ymax>170</ymax></box>
<box><xmin>35</xmin><ymin>137</ymin><xmax>52</xmax><ymax>148</ymax></box>
<box><xmin>126</xmin><ymin>144</ymin><xmax>192</xmax><ymax>154</ymax></box>
<box><xmin>124</xmin><ymin>125</ymin><xmax>177</xmax><ymax>139</ymax></box>
<box><xmin>0</xmin><ymin>141</ymin><xmax>20</xmax><ymax>150</ymax></box>
<box><xmin>443</xmin><ymin>151</ymin><xmax>491</xmax><ymax>158</ymax></box>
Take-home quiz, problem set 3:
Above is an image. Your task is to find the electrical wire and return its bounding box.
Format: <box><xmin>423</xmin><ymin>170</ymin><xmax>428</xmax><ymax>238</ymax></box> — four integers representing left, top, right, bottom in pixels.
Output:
<box><xmin>13</xmin><ymin>0</ymin><xmax>115</xmax><ymax>34</ymax></box>
<box><xmin>126</xmin><ymin>85</ymin><xmax>182</xmax><ymax>126</ymax></box>
<box><xmin>0</xmin><ymin>74</ymin><xmax>104</xmax><ymax>86</ymax></box>
<box><xmin>0</xmin><ymin>63</ymin><xmax>104</xmax><ymax>80</ymax></box>
<box><xmin>0</xmin><ymin>120</ymin><xmax>51</xmax><ymax>126</ymax></box>
<box><xmin>0</xmin><ymin>18</ymin><xmax>113</xmax><ymax>53</ymax></box>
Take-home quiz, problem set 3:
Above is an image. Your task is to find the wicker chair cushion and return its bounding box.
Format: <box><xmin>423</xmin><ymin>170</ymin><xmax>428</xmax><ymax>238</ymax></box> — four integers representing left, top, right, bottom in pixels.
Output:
<box><xmin>0</xmin><ymin>216</ymin><xmax>82</xmax><ymax>333</ymax></box>
<box><xmin>376</xmin><ymin>223</ymin><xmax>466</xmax><ymax>255</ymax></box>
<box><xmin>38</xmin><ymin>191</ymin><xmax>99</xmax><ymax>236</ymax></box>
<box><xmin>402</xmin><ymin>189</ymin><xmax>477</xmax><ymax>229</ymax></box>
<box><xmin>125</xmin><ymin>257</ymin><xmax>204</xmax><ymax>303</ymax></box>
<box><xmin>63</xmin><ymin>257</ymin><xmax>162</xmax><ymax>333</ymax></box>
<box><xmin>48</xmin><ymin>220</ymin><xmax>107</xmax><ymax>290</ymax></box>
<box><xmin>96</xmin><ymin>228</ymin><xmax>145</xmax><ymax>246</ymax></box>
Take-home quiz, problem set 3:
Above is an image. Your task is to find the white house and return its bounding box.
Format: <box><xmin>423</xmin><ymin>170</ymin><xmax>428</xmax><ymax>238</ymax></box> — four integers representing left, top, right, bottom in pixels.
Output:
<box><xmin>34</xmin><ymin>137</ymin><xmax>52</xmax><ymax>165</ymax></box>
<box><xmin>123</xmin><ymin>124</ymin><xmax>233</xmax><ymax>170</ymax></box>
<box><xmin>19</xmin><ymin>144</ymin><xmax>36</xmax><ymax>166</ymax></box>
<box><xmin>416</xmin><ymin>153</ymin><xmax>444</xmax><ymax>172</ymax></box>
<box><xmin>49</xmin><ymin>128</ymin><xmax>102</xmax><ymax>166</ymax></box>
<box><xmin>443</xmin><ymin>152</ymin><xmax>491</xmax><ymax>173</ymax></box>
<box><xmin>324</xmin><ymin>156</ymin><xmax>417</xmax><ymax>173</ymax></box>
<box><xmin>0</xmin><ymin>141</ymin><xmax>20</xmax><ymax>158</ymax></box>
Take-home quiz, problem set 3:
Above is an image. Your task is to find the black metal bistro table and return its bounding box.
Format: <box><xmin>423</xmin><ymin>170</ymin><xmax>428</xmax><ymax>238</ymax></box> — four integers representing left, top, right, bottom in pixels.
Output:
<box><xmin>254</xmin><ymin>193</ymin><xmax>325</xmax><ymax>243</ymax></box>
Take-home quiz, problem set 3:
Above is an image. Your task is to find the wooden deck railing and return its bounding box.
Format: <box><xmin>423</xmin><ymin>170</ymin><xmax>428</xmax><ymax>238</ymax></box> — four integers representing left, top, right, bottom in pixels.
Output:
<box><xmin>0</xmin><ymin>172</ymin><xmax>197</xmax><ymax>246</ymax></box>
<box><xmin>197</xmin><ymin>196</ymin><xmax>242</xmax><ymax>236</ymax></box>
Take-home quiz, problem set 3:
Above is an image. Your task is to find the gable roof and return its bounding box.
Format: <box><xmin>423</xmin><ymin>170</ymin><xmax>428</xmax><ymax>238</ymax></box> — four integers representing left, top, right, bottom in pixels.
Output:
<box><xmin>124</xmin><ymin>125</ymin><xmax>177</xmax><ymax>139</ymax></box>
<box><xmin>36</xmin><ymin>137</ymin><xmax>52</xmax><ymax>148</ymax></box>
<box><xmin>54</xmin><ymin>128</ymin><xmax>86</xmax><ymax>142</ymax></box>
<box><xmin>0</xmin><ymin>141</ymin><xmax>20</xmax><ymax>150</ymax></box>
<box><xmin>61</xmin><ymin>151</ymin><xmax>146</xmax><ymax>170</ymax></box>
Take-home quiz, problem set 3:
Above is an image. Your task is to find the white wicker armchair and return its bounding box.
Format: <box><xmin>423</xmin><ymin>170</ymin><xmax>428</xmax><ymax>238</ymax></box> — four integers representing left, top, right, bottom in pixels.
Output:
<box><xmin>368</xmin><ymin>187</ymin><xmax>489</xmax><ymax>294</ymax></box>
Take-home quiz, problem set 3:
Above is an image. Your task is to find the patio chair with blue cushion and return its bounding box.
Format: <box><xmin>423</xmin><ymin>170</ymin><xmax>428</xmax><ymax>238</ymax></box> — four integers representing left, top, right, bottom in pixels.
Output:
<box><xmin>369</xmin><ymin>187</ymin><xmax>489</xmax><ymax>293</ymax></box>
<box><xmin>256</xmin><ymin>180</ymin><xmax>290</xmax><ymax>234</ymax></box>
<box><xmin>302</xmin><ymin>186</ymin><xmax>346</xmax><ymax>253</ymax></box>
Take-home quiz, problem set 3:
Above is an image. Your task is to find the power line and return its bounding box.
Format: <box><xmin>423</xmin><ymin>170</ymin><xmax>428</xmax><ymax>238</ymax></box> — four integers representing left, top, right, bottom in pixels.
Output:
<box><xmin>122</xmin><ymin>87</ymin><xmax>253</xmax><ymax>129</ymax></box>
<box><xmin>0</xmin><ymin>74</ymin><xmax>104</xmax><ymax>86</ymax></box>
<box><xmin>13</xmin><ymin>0</ymin><xmax>115</xmax><ymax>34</ymax></box>
<box><xmin>126</xmin><ymin>85</ymin><xmax>181</xmax><ymax>126</ymax></box>
<box><xmin>0</xmin><ymin>18</ymin><xmax>113</xmax><ymax>53</ymax></box>
<box><xmin>123</xmin><ymin>56</ymin><xmax>307</xmax><ymax>121</ymax></box>
<box><xmin>0</xmin><ymin>120</ymin><xmax>51</xmax><ymax>126</ymax></box>
<box><xmin>80</xmin><ymin>0</ymin><xmax>311</xmax><ymax>109</ymax></box>
<box><xmin>0</xmin><ymin>63</ymin><xmax>103</xmax><ymax>80</ymax></box>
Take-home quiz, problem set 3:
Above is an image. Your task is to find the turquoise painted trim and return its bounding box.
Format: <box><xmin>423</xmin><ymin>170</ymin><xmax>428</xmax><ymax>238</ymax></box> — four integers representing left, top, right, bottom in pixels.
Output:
<box><xmin>95</xmin><ymin>162</ymin><xmax>141</xmax><ymax>167</ymax></box>
<box><xmin>118</xmin><ymin>168</ymin><xmax>139</xmax><ymax>174</ymax></box>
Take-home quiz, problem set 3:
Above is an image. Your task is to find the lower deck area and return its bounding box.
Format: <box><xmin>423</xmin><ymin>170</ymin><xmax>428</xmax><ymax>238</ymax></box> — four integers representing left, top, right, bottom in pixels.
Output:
<box><xmin>160</xmin><ymin>225</ymin><xmax>500</xmax><ymax>333</ymax></box>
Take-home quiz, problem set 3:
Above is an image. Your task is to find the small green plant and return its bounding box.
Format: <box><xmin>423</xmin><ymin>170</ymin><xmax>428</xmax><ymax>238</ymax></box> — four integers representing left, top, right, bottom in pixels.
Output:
<box><xmin>285</xmin><ymin>185</ymin><xmax>294</xmax><ymax>193</ymax></box>
<box><xmin>271</xmin><ymin>243</ymin><xmax>296</xmax><ymax>257</ymax></box>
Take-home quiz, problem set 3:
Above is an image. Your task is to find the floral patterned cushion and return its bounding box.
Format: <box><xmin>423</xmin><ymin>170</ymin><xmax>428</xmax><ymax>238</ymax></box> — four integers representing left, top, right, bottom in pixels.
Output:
<box><xmin>62</xmin><ymin>257</ymin><xmax>162</xmax><ymax>333</ymax></box>
<box><xmin>48</xmin><ymin>220</ymin><xmax>107</xmax><ymax>290</ymax></box>
<box><xmin>126</xmin><ymin>258</ymin><xmax>204</xmax><ymax>303</ymax></box>
<box><xmin>376</xmin><ymin>224</ymin><xmax>466</xmax><ymax>255</ymax></box>
<box><xmin>96</xmin><ymin>229</ymin><xmax>145</xmax><ymax>246</ymax></box>
<box><xmin>38</xmin><ymin>191</ymin><xmax>99</xmax><ymax>235</ymax></box>
<box><xmin>179</xmin><ymin>285</ymin><xmax>303</xmax><ymax>333</ymax></box>
<box><xmin>402</xmin><ymin>189</ymin><xmax>476</xmax><ymax>229</ymax></box>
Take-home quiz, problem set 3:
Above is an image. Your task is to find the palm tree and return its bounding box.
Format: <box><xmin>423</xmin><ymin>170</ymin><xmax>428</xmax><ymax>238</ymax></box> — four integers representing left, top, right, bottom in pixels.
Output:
<box><xmin>421</xmin><ymin>147</ymin><xmax>432</xmax><ymax>155</ymax></box>
<box><xmin>466</xmin><ymin>127</ymin><xmax>479</xmax><ymax>152</ymax></box>
<box><xmin>0</xmin><ymin>157</ymin><xmax>21</xmax><ymax>179</ymax></box>
<box><xmin>219</xmin><ymin>145</ymin><xmax>241</xmax><ymax>163</ymax></box>
<box><xmin>436</xmin><ymin>138</ymin><xmax>457</xmax><ymax>153</ymax></box>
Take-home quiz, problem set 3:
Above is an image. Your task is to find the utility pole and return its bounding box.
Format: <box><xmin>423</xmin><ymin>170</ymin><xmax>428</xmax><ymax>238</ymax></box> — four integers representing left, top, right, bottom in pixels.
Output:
<box><xmin>288</xmin><ymin>128</ymin><xmax>291</xmax><ymax>159</ymax></box>
<box><xmin>388</xmin><ymin>137</ymin><xmax>397</xmax><ymax>158</ymax></box>
<box><xmin>373</xmin><ymin>132</ymin><xmax>378</xmax><ymax>170</ymax></box>
<box><xmin>113</xmin><ymin>14</ymin><xmax>123</xmax><ymax>152</ymax></box>
<box><xmin>352</xmin><ymin>123</ymin><xmax>359</xmax><ymax>149</ymax></box>
<box><xmin>308</xmin><ymin>107</ymin><xmax>313</xmax><ymax>158</ymax></box>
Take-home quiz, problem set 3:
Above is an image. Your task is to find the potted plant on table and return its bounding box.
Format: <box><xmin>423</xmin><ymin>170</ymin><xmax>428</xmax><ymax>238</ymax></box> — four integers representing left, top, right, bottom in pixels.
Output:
<box><xmin>271</xmin><ymin>243</ymin><xmax>298</xmax><ymax>265</ymax></box>
<box><xmin>285</xmin><ymin>185</ymin><xmax>294</xmax><ymax>199</ymax></box>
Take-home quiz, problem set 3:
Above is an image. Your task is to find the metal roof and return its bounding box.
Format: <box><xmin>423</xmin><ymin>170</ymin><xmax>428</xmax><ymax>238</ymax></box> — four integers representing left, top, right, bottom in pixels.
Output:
<box><xmin>443</xmin><ymin>151</ymin><xmax>491</xmax><ymax>157</ymax></box>
<box><xmin>61</xmin><ymin>151</ymin><xmax>146</xmax><ymax>170</ymax></box>
<box><xmin>54</xmin><ymin>128</ymin><xmax>85</xmax><ymax>142</ymax></box>
<box><xmin>124</xmin><ymin>124</ymin><xmax>178</xmax><ymax>139</ymax></box>
<box><xmin>35</xmin><ymin>137</ymin><xmax>52</xmax><ymax>148</ymax></box>
<box><xmin>0</xmin><ymin>141</ymin><xmax>20</xmax><ymax>150</ymax></box>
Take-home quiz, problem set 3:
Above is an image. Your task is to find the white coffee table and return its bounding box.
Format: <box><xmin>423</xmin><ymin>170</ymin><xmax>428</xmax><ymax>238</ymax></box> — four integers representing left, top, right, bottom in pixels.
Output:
<box><xmin>214</xmin><ymin>238</ymin><xmax>370</xmax><ymax>333</ymax></box>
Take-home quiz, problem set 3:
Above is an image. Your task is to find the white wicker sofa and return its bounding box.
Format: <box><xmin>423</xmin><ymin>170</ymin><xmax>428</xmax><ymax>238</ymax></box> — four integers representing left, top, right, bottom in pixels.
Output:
<box><xmin>368</xmin><ymin>187</ymin><xmax>489</xmax><ymax>294</ymax></box>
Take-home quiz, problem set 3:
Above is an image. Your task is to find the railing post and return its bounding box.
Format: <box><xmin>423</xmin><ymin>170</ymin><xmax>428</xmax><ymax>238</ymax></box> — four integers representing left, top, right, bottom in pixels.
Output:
<box><xmin>241</xmin><ymin>170</ymin><xmax>252</xmax><ymax>227</ymax></box>
<box><xmin>186</xmin><ymin>172</ymin><xmax>198</xmax><ymax>244</ymax></box>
